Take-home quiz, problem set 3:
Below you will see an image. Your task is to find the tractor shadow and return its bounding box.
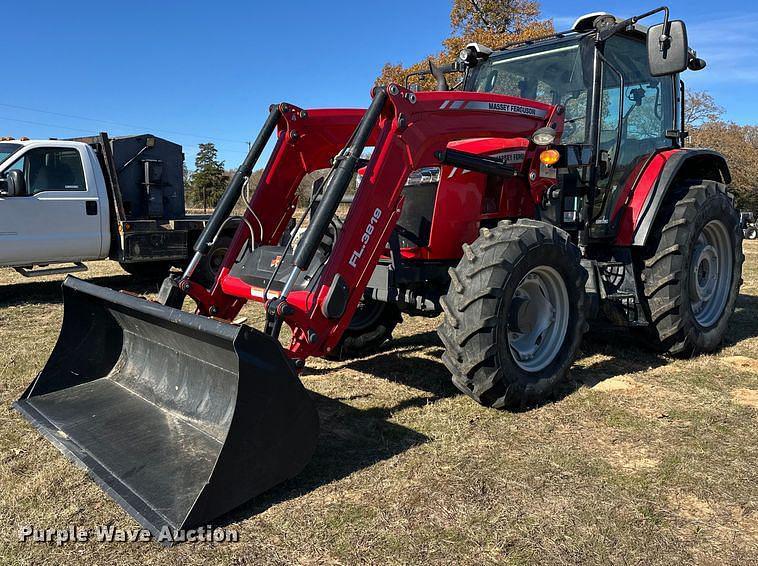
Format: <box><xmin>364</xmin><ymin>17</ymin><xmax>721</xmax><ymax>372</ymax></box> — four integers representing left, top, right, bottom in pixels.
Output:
<box><xmin>218</xmin><ymin>332</ymin><xmax>450</xmax><ymax>527</ymax></box>
<box><xmin>217</xmin><ymin>390</ymin><xmax>429</xmax><ymax>526</ymax></box>
<box><xmin>568</xmin><ymin>325</ymin><xmax>668</xmax><ymax>390</ymax></box>
<box><xmin>298</xmin><ymin>291</ymin><xmax>758</xmax><ymax>412</ymax></box>
<box><xmin>216</xmin><ymin>325</ymin><xmax>675</xmax><ymax>527</ymax></box>
<box><xmin>0</xmin><ymin>273</ymin><xmax>164</xmax><ymax>309</ymax></box>
<box><xmin>723</xmin><ymin>293</ymin><xmax>758</xmax><ymax>347</ymax></box>
<box><xmin>304</xmin><ymin>330</ymin><xmax>457</xmax><ymax>400</ymax></box>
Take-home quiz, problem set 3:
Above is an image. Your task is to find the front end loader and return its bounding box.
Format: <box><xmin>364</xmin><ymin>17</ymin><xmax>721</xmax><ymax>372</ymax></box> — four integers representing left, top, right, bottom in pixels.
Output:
<box><xmin>16</xmin><ymin>7</ymin><xmax>743</xmax><ymax>537</ymax></box>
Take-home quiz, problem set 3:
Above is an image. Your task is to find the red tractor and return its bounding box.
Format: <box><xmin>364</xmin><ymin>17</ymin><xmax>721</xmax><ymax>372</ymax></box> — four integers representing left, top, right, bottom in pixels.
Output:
<box><xmin>16</xmin><ymin>8</ymin><xmax>743</xmax><ymax>538</ymax></box>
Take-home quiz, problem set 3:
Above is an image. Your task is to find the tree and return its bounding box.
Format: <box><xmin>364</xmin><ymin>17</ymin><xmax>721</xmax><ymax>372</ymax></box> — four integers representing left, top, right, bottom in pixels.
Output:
<box><xmin>682</xmin><ymin>89</ymin><xmax>757</xmax><ymax>211</ymax></box>
<box><xmin>377</xmin><ymin>0</ymin><xmax>553</xmax><ymax>89</ymax></box>
<box><xmin>189</xmin><ymin>143</ymin><xmax>227</xmax><ymax>210</ymax></box>
<box><xmin>182</xmin><ymin>161</ymin><xmax>191</xmax><ymax>194</ymax></box>
<box><xmin>684</xmin><ymin>90</ymin><xmax>724</xmax><ymax>130</ymax></box>
<box><xmin>690</xmin><ymin>121</ymin><xmax>758</xmax><ymax>211</ymax></box>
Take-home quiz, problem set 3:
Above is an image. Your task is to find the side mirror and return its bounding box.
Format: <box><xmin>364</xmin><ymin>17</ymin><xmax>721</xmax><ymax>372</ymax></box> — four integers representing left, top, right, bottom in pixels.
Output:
<box><xmin>3</xmin><ymin>170</ymin><xmax>27</xmax><ymax>196</ymax></box>
<box><xmin>647</xmin><ymin>20</ymin><xmax>689</xmax><ymax>76</ymax></box>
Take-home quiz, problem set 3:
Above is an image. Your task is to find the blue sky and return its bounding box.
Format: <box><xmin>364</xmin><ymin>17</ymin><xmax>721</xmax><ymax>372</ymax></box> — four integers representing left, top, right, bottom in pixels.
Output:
<box><xmin>3</xmin><ymin>0</ymin><xmax>755</xmax><ymax>168</ymax></box>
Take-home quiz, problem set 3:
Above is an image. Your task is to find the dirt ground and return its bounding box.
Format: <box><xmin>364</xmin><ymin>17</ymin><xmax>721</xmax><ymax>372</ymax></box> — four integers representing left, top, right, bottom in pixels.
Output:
<box><xmin>0</xmin><ymin>242</ymin><xmax>756</xmax><ymax>565</ymax></box>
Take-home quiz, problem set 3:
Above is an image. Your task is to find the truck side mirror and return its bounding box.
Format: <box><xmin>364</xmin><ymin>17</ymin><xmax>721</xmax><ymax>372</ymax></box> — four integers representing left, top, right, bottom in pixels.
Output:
<box><xmin>3</xmin><ymin>170</ymin><xmax>27</xmax><ymax>196</ymax></box>
<box><xmin>647</xmin><ymin>20</ymin><xmax>689</xmax><ymax>76</ymax></box>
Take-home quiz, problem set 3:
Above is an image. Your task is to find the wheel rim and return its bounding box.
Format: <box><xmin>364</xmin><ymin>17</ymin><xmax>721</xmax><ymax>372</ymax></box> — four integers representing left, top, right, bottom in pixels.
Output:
<box><xmin>690</xmin><ymin>219</ymin><xmax>733</xmax><ymax>328</ymax></box>
<box><xmin>507</xmin><ymin>266</ymin><xmax>570</xmax><ymax>372</ymax></box>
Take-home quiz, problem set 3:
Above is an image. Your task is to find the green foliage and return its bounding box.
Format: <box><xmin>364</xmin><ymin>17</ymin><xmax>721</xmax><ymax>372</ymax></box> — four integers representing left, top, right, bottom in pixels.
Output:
<box><xmin>187</xmin><ymin>143</ymin><xmax>227</xmax><ymax>209</ymax></box>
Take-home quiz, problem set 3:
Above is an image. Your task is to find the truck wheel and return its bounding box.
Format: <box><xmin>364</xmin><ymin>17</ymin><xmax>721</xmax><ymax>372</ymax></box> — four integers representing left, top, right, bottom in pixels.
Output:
<box><xmin>193</xmin><ymin>235</ymin><xmax>233</xmax><ymax>289</ymax></box>
<box><xmin>327</xmin><ymin>299</ymin><xmax>402</xmax><ymax>360</ymax></box>
<box><xmin>438</xmin><ymin>219</ymin><xmax>587</xmax><ymax>409</ymax></box>
<box><xmin>746</xmin><ymin>226</ymin><xmax>758</xmax><ymax>240</ymax></box>
<box><xmin>639</xmin><ymin>180</ymin><xmax>743</xmax><ymax>356</ymax></box>
<box><xmin>119</xmin><ymin>261</ymin><xmax>172</xmax><ymax>279</ymax></box>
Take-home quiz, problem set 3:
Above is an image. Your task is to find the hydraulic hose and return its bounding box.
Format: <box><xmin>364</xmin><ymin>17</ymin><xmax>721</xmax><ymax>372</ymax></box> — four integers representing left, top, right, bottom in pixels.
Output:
<box><xmin>292</xmin><ymin>88</ymin><xmax>386</xmax><ymax>271</ymax></box>
<box><xmin>188</xmin><ymin>105</ymin><xmax>281</xmax><ymax>268</ymax></box>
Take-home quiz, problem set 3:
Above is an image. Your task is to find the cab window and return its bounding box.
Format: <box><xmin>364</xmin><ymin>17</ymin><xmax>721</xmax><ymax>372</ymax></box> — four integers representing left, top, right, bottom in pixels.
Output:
<box><xmin>593</xmin><ymin>34</ymin><xmax>675</xmax><ymax>230</ymax></box>
<box><xmin>471</xmin><ymin>41</ymin><xmax>590</xmax><ymax>144</ymax></box>
<box><xmin>0</xmin><ymin>142</ymin><xmax>21</xmax><ymax>166</ymax></box>
<box><xmin>5</xmin><ymin>147</ymin><xmax>86</xmax><ymax>195</ymax></box>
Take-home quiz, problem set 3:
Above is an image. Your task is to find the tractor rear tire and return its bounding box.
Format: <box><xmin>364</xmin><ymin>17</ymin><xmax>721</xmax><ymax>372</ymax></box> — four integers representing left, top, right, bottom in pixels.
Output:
<box><xmin>327</xmin><ymin>299</ymin><xmax>402</xmax><ymax>360</ymax></box>
<box><xmin>638</xmin><ymin>180</ymin><xmax>743</xmax><ymax>356</ymax></box>
<box><xmin>438</xmin><ymin>219</ymin><xmax>587</xmax><ymax>409</ymax></box>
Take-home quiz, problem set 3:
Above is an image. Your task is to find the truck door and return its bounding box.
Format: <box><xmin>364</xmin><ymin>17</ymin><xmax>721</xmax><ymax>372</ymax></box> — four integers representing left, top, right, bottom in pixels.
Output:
<box><xmin>0</xmin><ymin>145</ymin><xmax>102</xmax><ymax>266</ymax></box>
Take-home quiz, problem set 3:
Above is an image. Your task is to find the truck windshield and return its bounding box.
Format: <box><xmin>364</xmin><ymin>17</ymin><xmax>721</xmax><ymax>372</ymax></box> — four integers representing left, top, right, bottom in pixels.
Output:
<box><xmin>0</xmin><ymin>143</ymin><xmax>22</xmax><ymax>166</ymax></box>
<box><xmin>468</xmin><ymin>40</ymin><xmax>589</xmax><ymax>143</ymax></box>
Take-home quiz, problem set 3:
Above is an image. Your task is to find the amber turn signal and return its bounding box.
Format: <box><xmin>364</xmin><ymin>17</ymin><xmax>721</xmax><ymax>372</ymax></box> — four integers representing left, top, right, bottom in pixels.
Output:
<box><xmin>539</xmin><ymin>149</ymin><xmax>560</xmax><ymax>166</ymax></box>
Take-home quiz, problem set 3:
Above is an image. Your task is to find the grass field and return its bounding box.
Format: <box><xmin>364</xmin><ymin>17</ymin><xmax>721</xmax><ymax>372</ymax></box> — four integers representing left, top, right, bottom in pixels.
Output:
<box><xmin>0</xmin><ymin>242</ymin><xmax>756</xmax><ymax>565</ymax></box>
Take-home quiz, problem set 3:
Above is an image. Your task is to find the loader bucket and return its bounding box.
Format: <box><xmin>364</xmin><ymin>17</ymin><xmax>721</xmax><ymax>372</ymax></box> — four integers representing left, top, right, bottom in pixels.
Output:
<box><xmin>14</xmin><ymin>276</ymin><xmax>318</xmax><ymax>537</ymax></box>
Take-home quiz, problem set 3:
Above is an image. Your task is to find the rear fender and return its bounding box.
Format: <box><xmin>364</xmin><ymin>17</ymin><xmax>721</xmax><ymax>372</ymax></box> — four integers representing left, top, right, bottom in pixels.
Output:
<box><xmin>614</xmin><ymin>149</ymin><xmax>730</xmax><ymax>247</ymax></box>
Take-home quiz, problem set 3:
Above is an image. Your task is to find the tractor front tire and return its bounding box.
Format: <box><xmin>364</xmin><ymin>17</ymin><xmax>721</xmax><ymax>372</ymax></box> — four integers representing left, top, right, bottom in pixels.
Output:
<box><xmin>192</xmin><ymin>235</ymin><xmax>233</xmax><ymax>289</ymax></box>
<box><xmin>438</xmin><ymin>219</ymin><xmax>587</xmax><ymax>409</ymax></box>
<box><xmin>327</xmin><ymin>299</ymin><xmax>402</xmax><ymax>360</ymax></box>
<box><xmin>639</xmin><ymin>180</ymin><xmax>743</xmax><ymax>356</ymax></box>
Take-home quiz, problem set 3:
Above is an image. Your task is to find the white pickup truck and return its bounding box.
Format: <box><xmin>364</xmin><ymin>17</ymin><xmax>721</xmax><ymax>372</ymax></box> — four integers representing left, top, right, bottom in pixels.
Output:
<box><xmin>0</xmin><ymin>133</ymin><xmax>233</xmax><ymax>284</ymax></box>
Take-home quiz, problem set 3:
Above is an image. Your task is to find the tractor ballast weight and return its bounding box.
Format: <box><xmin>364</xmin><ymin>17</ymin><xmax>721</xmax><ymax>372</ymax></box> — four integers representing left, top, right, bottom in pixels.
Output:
<box><xmin>15</xmin><ymin>277</ymin><xmax>318</xmax><ymax>536</ymax></box>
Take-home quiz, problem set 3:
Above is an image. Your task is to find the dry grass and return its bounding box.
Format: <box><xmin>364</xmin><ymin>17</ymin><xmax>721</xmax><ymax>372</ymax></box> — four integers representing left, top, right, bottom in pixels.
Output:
<box><xmin>0</xmin><ymin>243</ymin><xmax>757</xmax><ymax>565</ymax></box>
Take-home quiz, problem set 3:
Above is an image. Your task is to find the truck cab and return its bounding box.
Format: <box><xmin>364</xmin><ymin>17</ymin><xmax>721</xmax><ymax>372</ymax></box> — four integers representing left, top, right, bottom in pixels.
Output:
<box><xmin>0</xmin><ymin>139</ymin><xmax>110</xmax><ymax>267</ymax></box>
<box><xmin>0</xmin><ymin>133</ymin><xmax>223</xmax><ymax>281</ymax></box>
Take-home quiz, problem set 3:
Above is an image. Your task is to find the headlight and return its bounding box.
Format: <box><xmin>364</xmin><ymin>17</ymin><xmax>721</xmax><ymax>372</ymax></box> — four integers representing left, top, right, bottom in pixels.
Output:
<box><xmin>405</xmin><ymin>167</ymin><xmax>440</xmax><ymax>187</ymax></box>
<box><xmin>531</xmin><ymin>126</ymin><xmax>557</xmax><ymax>146</ymax></box>
<box><xmin>355</xmin><ymin>166</ymin><xmax>441</xmax><ymax>189</ymax></box>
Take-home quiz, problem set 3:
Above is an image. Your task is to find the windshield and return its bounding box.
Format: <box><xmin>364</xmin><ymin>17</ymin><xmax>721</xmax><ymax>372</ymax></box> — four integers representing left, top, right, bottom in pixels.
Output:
<box><xmin>468</xmin><ymin>39</ymin><xmax>589</xmax><ymax>143</ymax></box>
<box><xmin>0</xmin><ymin>142</ymin><xmax>22</xmax><ymax>166</ymax></box>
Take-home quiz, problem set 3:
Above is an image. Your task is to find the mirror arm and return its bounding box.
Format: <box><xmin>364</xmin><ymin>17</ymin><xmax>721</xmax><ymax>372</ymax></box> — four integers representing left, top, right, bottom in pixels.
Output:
<box><xmin>404</xmin><ymin>61</ymin><xmax>463</xmax><ymax>90</ymax></box>
<box><xmin>598</xmin><ymin>6</ymin><xmax>670</xmax><ymax>43</ymax></box>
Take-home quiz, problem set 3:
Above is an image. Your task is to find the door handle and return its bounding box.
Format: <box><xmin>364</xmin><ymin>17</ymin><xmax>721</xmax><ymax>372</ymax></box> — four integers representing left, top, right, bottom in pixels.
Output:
<box><xmin>85</xmin><ymin>201</ymin><xmax>98</xmax><ymax>215</ymax></box>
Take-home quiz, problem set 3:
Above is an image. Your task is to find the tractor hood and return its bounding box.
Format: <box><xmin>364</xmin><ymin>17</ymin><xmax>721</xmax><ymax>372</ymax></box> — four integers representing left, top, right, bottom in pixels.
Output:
<box><xmin>378</xmin><ymin>88</ymin><xmax>561</xmax><ymax>175</ymax></box>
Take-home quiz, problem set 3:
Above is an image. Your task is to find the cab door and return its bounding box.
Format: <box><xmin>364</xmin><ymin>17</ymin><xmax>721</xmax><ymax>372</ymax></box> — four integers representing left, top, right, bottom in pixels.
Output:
<box><xmin>590</xmin><ymin>34</ymin><xmax>676</xmax><ymax>238</ymax></box>
<box><xmin>0</xmin><ymin>145</ymin><xmax>102</xmax><ymax>266</ymax></box>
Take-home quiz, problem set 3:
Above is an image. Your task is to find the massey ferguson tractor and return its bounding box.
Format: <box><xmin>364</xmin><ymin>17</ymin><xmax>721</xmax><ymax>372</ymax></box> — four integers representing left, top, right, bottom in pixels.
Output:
<box><xmin>15</xmin><ymin>8</ymin><xmax>744</xmax><ymax>538</ymax></box>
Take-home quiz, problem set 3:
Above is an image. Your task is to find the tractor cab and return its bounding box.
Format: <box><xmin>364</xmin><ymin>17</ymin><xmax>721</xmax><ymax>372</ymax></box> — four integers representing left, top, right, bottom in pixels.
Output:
<box><xmin>412</xmin><ymin>10</ymin><xmax>705</xmax><ymax>242</ymax></box>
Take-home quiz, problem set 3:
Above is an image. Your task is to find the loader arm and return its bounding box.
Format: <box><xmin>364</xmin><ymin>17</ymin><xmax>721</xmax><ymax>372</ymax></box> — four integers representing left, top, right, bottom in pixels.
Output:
<box><xmin>184</xmin><ymin>105</ymin><xmax>374</xmax><ymax>318</ymax></box>
<box><xmin>190</xmin><ymin>85</ymin><xmax>563</xmax><ymax>361</ymax></box>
